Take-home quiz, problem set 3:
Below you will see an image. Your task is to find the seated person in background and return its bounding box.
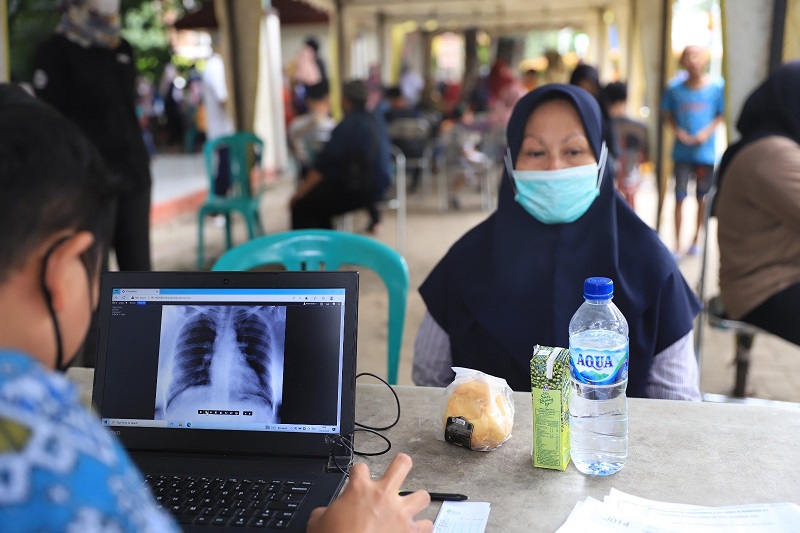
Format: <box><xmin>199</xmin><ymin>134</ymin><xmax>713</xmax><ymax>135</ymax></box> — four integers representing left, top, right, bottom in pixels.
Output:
<box><xmin>522</xmin><ymin>68</ymin><xmax>538</xmax><ymax>92</ymax></box>
<box><xmin>439</xmin><ymin>106</ymin><xmax>491</xmax><ymax>210</ymax></box>
<box><xmin>290</xmin><ymin>80</ymin><xmax>391</xmax><ymax>233</ymax></box>
<box><xmin>569</xmin><ymin>63</ymin><xmax>619</xmax><ymax>164</ymax></box>
<box><xmin>413</xmin><ymin>84</ymin><xmax>702</xmax><ymax>401</ymax></box>
<box><xmin>605</xmin><ymin>81</ymin><xmax>650</xmax><ymax>210</ymax></box>
<box><xmin>384</xmin><ymin>86</ymin><xmax>430</xmax><ymax>193</ymax></box>
<box><xmin>0</xmin><ymin>83</ymin><xmax>431</xmax><ymax>533</ymax></box>
<box><xmin>288</xmin><ymin>81</ymin><xmax>335</xmax><ymax>182</ymax></box>
<box><xmin>716</xmin><ymin>61</ymin><xmax>800</xmax><ymax>347</ymax></box>
<box><xmin>383</xmin><ymin>86</ymin><xmax>420</xmax><ymax>123</ymax></box>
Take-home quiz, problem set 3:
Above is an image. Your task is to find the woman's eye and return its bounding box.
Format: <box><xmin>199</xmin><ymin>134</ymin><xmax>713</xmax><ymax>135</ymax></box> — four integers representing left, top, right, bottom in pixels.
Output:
<box><xmin>565</xmin><ymin>149</ymin><xmax>585</xmax><ymax>157</ymax></box>
<box><xmin>525</xmin><ymin>150</ymin><xmax>546</xmax><ymax>157</ymax></box>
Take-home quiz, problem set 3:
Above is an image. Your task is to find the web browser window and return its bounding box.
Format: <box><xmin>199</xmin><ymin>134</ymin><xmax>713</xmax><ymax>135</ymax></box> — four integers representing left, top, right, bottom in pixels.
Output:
<box><xmin>99</xmin><ymin>287</ymin><xmax>346</xmax><ymax>435</ymax></box>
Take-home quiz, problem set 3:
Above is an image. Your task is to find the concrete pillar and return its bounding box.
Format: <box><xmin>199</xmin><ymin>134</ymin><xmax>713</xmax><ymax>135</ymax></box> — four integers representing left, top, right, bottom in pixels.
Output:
<box><xmin>584</xmin><ymin>10</ymin><xmax>602</xmax><ymax>67</ymax></box>
<box><xmin>377</xmin><ymin>11</ymin><xmax>390</xmax><ymax>84</ymax></box>
<box><xmin>786</xmin><ymin>0</ymin><xmax>800</xmax><ymax>60</ymax></box>
<box><xmin>613</xmin><ymin>1</ymin><xmax>633</xmax><ymax>81</ymax></box>
<box><xmin>625</xmin><ymin>0</ymin><xmax>647</xmax><ymax>115</ymax></box>
<box><xmin>722</xmin><ymin>0</ymin><xmax>773</xmax><ymax>142</ymax></box>
<box><xmin>595</xmin><ymin>7</ymin><xmax>609</xmax><ymax>78</ymax></box>
<box><xmin>420</xmin><ymin>30</ymin><xmax>436</xmax><ymax>108</ymax></box>
<box><xmin>0</xmin><ymin>0</ymin><xmax>7</xmax><ymax>82</ymax></box>
<box><xmin>335</xmin><ymin>0</ymin><xmax>346</xmax><ymax>82</ymax></box>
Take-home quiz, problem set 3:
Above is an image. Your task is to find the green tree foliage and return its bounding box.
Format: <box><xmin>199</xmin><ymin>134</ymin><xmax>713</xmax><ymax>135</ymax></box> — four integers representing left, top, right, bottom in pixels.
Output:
<box><xmin>121</xmin><ymin>0</ymin><xmax>184</xmax><ymax>82</ymax></box>
<box><xmin>7</xmin><ymin>0</ymin><xmax>61</xmax><ymax>82</ymax></box>
<box><xmin>8</xmin><ymin>0</ymin><xmax>188</xmax><ymax>84</ymax></box>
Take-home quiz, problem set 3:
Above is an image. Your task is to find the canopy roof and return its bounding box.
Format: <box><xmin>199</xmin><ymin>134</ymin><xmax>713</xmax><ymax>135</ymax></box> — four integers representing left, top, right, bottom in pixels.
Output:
<box><xmin>296</xmin><ymin>0</ymin><xmax>624</xmax><ymax>32</ymax></box>
<box><xmin>175</xmin><ymin>0</ymin><xmax>329</xmax><ymax>30</ymax></box>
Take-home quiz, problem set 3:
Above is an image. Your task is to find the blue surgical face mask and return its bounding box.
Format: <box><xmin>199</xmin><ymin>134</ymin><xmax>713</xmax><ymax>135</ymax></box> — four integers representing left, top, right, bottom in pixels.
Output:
<box><xmin>505</xmin><ymin>143</ymin><xmax>608</xmax><ymax>224</ymax></box>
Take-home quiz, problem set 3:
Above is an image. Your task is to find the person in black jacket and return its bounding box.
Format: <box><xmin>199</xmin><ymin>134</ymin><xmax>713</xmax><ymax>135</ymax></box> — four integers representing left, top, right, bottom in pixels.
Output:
<box><xmin>32</xmin><ymin>0</ymin><xmax>152</xmax><ymax>275</ymax></box>
<box><xmin>290</xmin><ymin>80</ymin><xmax>391</xmax><ymax>232</ymax></box>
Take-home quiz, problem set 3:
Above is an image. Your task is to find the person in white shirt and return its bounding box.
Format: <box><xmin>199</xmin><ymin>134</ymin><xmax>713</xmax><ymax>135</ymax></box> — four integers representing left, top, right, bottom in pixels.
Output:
<box><xmin>202</xmin><ymin>35</ymin><xmax>236</xmax><ymax>196</ymax></box>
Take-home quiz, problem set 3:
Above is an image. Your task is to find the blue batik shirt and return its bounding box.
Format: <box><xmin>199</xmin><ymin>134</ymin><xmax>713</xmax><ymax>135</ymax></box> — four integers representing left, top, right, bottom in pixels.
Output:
<box><xmin>0</xmin><ymin>351</ymin><xmax>179</xmax><ymax>532</ymax></box>
<box><xmin>661</xmin><ymin>77</ymin><xmax>725</xmax><ymax>165</ymax></box>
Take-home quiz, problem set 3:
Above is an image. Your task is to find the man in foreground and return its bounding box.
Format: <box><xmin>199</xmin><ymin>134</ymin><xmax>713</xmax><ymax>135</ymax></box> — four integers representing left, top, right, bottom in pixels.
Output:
<box><xmin>0</xmin><ymin>83</ymin><xmax>431</xmax><ymax>533</ymax></box>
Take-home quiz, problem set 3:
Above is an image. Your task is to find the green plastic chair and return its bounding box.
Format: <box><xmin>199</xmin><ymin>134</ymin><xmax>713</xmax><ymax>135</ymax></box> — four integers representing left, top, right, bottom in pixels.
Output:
<box><xmin>197</xmin><ymin>132</ymin><xmax>265</xmax><ymax>269</ymax></box>
<box><xmin>211</xmin><ymin>229</ymin><xmax>409</xmax><ymax>385</ymax></box>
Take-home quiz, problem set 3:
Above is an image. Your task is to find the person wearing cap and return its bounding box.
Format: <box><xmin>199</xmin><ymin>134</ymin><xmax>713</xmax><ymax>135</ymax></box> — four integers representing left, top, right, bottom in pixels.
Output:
<box><xmin>290</xmin><ymin>80</ymin><xmax>391</xmax><ymax>233</ymax></box>
<box><xmin>288</xmin><ymin>82</ymin><xmax>336</xmax><ymax>182</ymax></box>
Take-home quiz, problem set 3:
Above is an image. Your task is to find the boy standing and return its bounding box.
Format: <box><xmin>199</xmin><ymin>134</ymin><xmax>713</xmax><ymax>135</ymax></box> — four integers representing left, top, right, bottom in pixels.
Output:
<box><xmin>661</xmin><ymin>45</ymin><xmax>724</xmax><ymax>257</ymax></box>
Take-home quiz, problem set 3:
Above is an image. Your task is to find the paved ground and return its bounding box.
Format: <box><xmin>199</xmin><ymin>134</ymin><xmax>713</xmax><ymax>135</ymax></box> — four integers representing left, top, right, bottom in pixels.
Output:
<box><xmin>146</xmin><ymin>154</ymin><xmax>800</xmax><ymax>404</ymax></box>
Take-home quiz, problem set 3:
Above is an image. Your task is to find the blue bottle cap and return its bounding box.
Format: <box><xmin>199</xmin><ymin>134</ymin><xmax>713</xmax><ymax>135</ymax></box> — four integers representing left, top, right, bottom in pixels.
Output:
<box><xmin>584</xmin><ymin>277</ymin><xmax>613</xmax><ymax>300</ymax></box>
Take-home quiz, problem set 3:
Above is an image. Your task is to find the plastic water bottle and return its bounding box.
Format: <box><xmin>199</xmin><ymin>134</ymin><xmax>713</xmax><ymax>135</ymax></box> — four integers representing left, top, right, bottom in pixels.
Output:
<box><xmin>568</xmin><ymin>277</ymin><xmax>629</xmax><ymax>476</ymax></box>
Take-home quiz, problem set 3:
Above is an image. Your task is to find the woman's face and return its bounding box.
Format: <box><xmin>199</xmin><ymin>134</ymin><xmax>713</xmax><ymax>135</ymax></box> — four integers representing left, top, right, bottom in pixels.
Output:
<box><xmin>515</xmin><ymin>98</ymin><xmax>596</xmax><ymax>171</ymax></box>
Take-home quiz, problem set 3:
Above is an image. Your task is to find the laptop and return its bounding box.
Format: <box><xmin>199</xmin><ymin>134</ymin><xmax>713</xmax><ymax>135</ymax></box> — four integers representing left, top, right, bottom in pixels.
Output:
<box><xmin>92</xmin><ymin>271</ymin><xmax>359</xmax><ymax>531</ymax></box>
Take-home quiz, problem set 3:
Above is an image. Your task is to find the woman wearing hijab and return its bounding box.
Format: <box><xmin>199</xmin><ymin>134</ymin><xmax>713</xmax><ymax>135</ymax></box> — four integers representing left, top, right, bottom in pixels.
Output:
<box><xmin>32</xmin><ymin>0</ymin><xmax>152</xmax><ymax>367</ymax></box>
<box><xmin>32</xmin><ymin>0</ymin><xmax>151</xmax><ymax>274</ymax></box>
<box><xmin>716</xmin><ymin>62</ymin><xmax>800</xmax><ymax>346</ymax></box>
<box><xmin>413</xmin><ymin>84</ymin><xmax>701</xmax><ymax>400</ymax></box>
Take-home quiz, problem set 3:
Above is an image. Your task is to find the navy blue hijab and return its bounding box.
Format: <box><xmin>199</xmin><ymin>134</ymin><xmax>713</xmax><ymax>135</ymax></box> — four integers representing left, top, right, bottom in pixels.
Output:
<box><xmin>419</xmin><ymin>84</ymin><xmax>700</xmax><ymax>395</ymax></box>
<box><xmin>717</xmin><ymin>61</ymin><xmax>800</xmax><ymax>198</ymax></box>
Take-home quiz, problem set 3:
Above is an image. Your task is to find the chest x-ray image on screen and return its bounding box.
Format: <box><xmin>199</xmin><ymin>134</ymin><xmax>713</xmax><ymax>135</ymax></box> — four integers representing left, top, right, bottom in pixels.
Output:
<box><xmin>154</xmin><ymin>305</ymin><xmax>286</xmax><ymax>424</ymax></box>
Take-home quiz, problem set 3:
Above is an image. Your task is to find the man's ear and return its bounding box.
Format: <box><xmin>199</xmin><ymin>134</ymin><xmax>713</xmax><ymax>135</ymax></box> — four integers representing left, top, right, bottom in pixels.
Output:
<box><xmin>44</xmin><ymin>232</ymin><xmax>96</xmax><ymax>313</ymax></box>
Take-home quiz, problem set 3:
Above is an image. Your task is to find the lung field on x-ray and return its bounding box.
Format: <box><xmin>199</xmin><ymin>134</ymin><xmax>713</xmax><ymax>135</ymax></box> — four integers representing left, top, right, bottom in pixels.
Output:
<box><xmin>158</xmin><ymin>305</ymin><xmax>285</xmax><ymax>423</ymax></box>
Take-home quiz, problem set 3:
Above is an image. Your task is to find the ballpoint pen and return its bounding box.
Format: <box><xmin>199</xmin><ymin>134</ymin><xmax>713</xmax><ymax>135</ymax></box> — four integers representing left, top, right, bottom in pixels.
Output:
<box><xmin>399</xmin><ymin>491</ymin><xmax>468</xmax><ymax>501</ymax></box>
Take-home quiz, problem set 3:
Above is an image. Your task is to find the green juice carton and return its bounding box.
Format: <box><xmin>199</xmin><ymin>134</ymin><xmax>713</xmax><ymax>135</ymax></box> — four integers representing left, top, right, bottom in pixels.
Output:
<box><xmin>530</xmin><ymin>345</ymin><xmax>571</xmax><ymax>471</ymax></box>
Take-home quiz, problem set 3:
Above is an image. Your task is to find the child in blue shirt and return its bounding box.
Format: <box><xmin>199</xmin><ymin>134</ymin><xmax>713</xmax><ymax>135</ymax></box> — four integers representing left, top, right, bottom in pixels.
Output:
<box><xmin>661</xmin><ymin>45</ymin><xmax>724</xmax><ymax>257</ymax></box>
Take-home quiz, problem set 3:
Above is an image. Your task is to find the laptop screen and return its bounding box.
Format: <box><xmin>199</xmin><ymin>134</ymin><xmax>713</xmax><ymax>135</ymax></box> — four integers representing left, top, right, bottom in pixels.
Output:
<box><xmin>92</xmin><ymin>271</ymin><xmax>358</xmax><ymax>457</ymax></box>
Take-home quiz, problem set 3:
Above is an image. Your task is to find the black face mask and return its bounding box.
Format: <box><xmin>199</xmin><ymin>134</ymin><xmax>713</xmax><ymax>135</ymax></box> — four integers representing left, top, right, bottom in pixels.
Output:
<box><xmin>40</xmin><ymin>235</ymin><xmax>93</xmax><ymax>372</ymax></box>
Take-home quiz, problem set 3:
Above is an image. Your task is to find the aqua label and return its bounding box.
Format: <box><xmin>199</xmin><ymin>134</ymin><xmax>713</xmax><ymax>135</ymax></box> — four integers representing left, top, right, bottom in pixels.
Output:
<box><xmin>569</xmin><ymin>331</ymin><xmax>629</xmax><ymax>385</ymax></box>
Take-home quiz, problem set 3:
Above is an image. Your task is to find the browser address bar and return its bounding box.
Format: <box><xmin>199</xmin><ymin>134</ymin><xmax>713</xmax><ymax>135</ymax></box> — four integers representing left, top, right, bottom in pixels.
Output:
<box><xmin>113</xmin><ymin>294</ymin><xmax>344</xmax><ymax>302</ymax></box>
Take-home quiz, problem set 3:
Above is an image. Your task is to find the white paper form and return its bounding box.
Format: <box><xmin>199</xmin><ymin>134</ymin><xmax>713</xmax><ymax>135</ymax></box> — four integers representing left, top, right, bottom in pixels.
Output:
<box><xmin>558</xmin><ymin>490</ymin><xmax>800</xmax><ymax>533</ymax></box>
<box><xmin>603</xmin><ymin>489</ymin><xmax>800</xmax><ymax>533</ymax></box>
<box><xmin>555</xmin><ymin>497</ymin><xmax>678</xmax><ymax>533</ymax></box>
<box><xmin>433</xmin><ymin>501</ymin><xmax>491</xmax><ymax>533</ymax></box>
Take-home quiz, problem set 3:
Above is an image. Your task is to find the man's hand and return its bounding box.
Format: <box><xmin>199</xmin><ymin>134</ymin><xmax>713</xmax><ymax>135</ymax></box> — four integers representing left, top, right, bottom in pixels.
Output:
<box><xmin>289</xmin><ymin>169</ymin><xmax>323</xmax><ymax>209</ymax></box>
<box><xmin>306</xmin><ymin>454</ymin><xmax>433</xmax><ymax>533</ymax></box>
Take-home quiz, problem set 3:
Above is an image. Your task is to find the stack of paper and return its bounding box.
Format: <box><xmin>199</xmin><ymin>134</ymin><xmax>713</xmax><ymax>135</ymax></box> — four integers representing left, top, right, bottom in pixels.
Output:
<box><xmin>557</xmin><ymin>489</ymin><xmax>800</xmax><ymax>532</ymax></box>
<box><xmin>433</xmin><ymin>501</ymin><xmax>491</xmax><ymax>533</ymax></box>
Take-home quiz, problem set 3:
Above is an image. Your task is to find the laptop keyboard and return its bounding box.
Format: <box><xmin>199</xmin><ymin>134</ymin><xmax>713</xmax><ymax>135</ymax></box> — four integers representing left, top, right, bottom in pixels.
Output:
<box><xmin>145</xmin><ymin>474</ymin><xmax>312</xmax><ymax>529</ymax></box>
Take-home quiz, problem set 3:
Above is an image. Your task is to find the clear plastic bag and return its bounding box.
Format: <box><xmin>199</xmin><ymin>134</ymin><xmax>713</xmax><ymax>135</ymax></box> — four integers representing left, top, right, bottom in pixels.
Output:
<box><xmin>436</xmin><ymin>367</ymin><xmax>515</xmax><ymax>451</ymax></box>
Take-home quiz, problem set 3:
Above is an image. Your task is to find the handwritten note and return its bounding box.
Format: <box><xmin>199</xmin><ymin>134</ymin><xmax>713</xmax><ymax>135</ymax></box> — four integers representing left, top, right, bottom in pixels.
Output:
<box><xmin>433</xmin><ymin>501</ymin><xmax>491</xmax><ymax>533</ymax></box>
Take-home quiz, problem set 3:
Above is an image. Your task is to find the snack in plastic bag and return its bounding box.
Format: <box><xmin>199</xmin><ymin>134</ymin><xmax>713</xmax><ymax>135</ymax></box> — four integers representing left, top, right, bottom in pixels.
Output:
<box><xmin>436</xmin><ymin>367</ymin><xmax>515</xmax><ymax>451</ymax></box>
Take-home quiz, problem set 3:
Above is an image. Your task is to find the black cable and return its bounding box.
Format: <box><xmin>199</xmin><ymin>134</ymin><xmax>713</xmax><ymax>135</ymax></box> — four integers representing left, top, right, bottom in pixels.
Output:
<box><xmin>326</xmin><ymin>372</ymin><xmax>402</xmax><ymax>475</ymax></box>
<box><xmin>354</xmin><ymin>372</ymin><xmax>401</xmax><ymax>431</ymax></box>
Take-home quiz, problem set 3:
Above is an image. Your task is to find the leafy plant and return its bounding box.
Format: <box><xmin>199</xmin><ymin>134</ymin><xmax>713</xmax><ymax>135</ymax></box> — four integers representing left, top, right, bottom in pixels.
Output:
<box><xmin>7</xmin><ymin>0</ymin><xmax>193</xmax><ymax>84</ymax></box>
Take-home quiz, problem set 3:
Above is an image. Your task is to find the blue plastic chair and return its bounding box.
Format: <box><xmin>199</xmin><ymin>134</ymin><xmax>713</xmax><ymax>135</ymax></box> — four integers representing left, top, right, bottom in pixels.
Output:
<box><xmin>211</xmin><ymin>229</ymin><xmax>410</xmax><ymax>385</ymax></box>
<box><xmin>197</xmin><ymin>132</ymin><xmax>265</xmax><ymax>269</ymax></box>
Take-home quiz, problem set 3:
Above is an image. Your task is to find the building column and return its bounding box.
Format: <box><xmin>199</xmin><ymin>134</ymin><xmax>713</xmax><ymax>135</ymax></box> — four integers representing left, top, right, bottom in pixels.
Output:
<box><xmin>1</xmin><ymin>0</ymin><xmax>8</xmax><ymax>82</ymax></box>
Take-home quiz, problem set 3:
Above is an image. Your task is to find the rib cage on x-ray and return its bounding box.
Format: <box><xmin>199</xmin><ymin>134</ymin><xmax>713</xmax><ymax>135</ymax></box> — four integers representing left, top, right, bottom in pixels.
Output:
<box><xmin>164</xmin><ymin>305</ymin><xmax>285</xmax><ymax>422</ymax></box>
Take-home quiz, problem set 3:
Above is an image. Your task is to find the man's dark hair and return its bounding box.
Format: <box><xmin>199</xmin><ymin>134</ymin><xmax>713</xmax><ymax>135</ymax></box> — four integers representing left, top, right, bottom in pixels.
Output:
<box><xmin>304</xmin><ymin>37</ymin><xmax>320</xmax><ymax>54</ymax></box>
<box><xmin>342</xmin><ymin>79</ymin><xmax>368</xmax><ymax>110</ymax></box>
<box><xmin>604</xmin><ymin>81</ymin><xmax>628</xmax><ymax>105</ymax></box>
<box><xmin>0</xmin><ymin>84</ymin><xmax>116</xmax><ymax>282</ymax></box>
<box><xmin>305</xmin><ymin>81</ymin><xmax>329</xmax><ymax>101</ymax></box>
<box><xmin>384</xmin><ymin>86</ymin><xmax>402</xmax><ymax>100</ymax></box>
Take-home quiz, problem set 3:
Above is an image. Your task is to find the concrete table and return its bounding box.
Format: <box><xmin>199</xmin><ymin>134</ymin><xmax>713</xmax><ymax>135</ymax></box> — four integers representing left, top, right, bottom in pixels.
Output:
<box><xmin>68</xmin><ymin>369</ymin><xmax>800</xmax><ymax>532</ymax></box>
